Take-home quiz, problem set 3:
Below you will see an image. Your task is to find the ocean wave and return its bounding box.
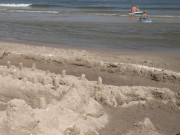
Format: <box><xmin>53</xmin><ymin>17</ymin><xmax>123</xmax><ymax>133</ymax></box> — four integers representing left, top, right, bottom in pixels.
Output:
<box><xmin>150</xmin><ymin>15</ymin><xmax>180</xmax><ymax>18</ymax></box>
<box><xmin>29</xmin><ymin>4</ymin><xmax>61</xmax><ymax>8</ymax></box>
<box><xmin>142</xmin><ymin>7</ymin><xmax>180</xmax><ymax>10</ymax></box>
<box><xmin>18</xmin><ymin>10</ymin><xmax>59</xmax><ymax>14</ymax></box>
<box><xmin>0</xmin><ymin>9</ymin><xmax>119</xmax><ymax>15</ymax></box>
<box><xmin>96</xmin><ymin>13</ymin><xmax>180</xmax><ymax>18</ymax></box>
<box><xmin>0</xmin><ymin>3</ymin><xmax>63</xmax><ymax>8</ymax></box>
<box><xmin>0</xmin><ymin>8</ymin><xmax>179</xmax><ymax>18</ymax></box>
<box><xmin>91</xmin><ymin>13</ymin><xmax>180</xmax><ymax>18</ymax></box>
<box><xmin>91</xmin><ymin>13</ymin><xmax>129</xmax><ymax>17</ymax></box>
<box><xmin>77</xmin><ymin>5</ymin><xmax>116</xmax><ymax>10</ymax></box>
<box><xmin>0</xmin><ymin>4</ymin><xmax>31</xmax><ymax>7</ymax></box>
<box><xmin>0</xmin><ymin>9</ymin><xmax>59</xmax><ymax>14</ymax></box>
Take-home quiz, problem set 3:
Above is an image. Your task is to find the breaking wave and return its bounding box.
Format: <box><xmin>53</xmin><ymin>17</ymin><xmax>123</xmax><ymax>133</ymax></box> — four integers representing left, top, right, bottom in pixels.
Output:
<box><xmin>0</xmin><ymin>3</ymin><xmax>63</xmax><ymax>8</ymax></box>
<box><xmin>0</xmin><ymin>9</ymin><xmax>179</xmax><ymax>18</ymax></box>
<box><xmin>0</xmin><ymin>4</ymin><xmax>31</xmax><ymax>7</ymax></box>
<box><xmin>0</xmin><ymin>9</ymin><xmax>59</xmax><ymax>14</ymax></box>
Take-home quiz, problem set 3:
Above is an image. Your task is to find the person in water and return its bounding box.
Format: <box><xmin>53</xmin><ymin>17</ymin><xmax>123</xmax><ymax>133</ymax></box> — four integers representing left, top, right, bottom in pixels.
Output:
<box><xmin>131</xmin><ymin>5</ymin><xmax>136</xmax><ymax>13</ymax></box>
<box><xmin>136</xmin><ymin>6</ymin><xmax>140</xmax><ymax>12</ymax></box>
<box><xmin>141</xmin><ymin>11</ymin><xmax>148</xmax><ymax>19</ymax></box>
<box><xmin>129</xmin><ymin>5</ymin><xmax>136</xmax><ymax>13</ymax></box>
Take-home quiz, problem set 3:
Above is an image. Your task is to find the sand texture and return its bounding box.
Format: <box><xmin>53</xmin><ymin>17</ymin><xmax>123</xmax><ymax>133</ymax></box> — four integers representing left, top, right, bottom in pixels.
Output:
<box><xmin>0</xmin><ymin>41</ymin><xmax>180</xmax><ymax>135</ymax></box>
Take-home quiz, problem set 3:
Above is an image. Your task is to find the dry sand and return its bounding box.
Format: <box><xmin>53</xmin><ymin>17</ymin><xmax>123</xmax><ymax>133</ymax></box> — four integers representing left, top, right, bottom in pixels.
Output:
<box><xmin>0</xmin><ymin>41</ymin><xmax>180</xmax><ymax>135</ymax></box>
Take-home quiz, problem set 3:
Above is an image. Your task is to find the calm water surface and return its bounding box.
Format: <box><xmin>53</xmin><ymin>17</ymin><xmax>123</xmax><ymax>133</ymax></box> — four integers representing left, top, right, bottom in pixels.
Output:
<box><xmin>0</xmin><ymin>0</ymin><xmax>179</xmax><ymax>51</ymax></box>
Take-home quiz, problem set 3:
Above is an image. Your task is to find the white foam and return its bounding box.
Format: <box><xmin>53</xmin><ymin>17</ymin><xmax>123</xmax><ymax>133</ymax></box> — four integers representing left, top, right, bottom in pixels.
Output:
<box><xmin>151</xmin><ymin>15</ymin><xmax>180</xmax><ymax>18</ymax></box>
<box><xmin>0</xmin><ymin>9</ymin><xmax>59</xmax><ymax>14</ymax></box>
<box><xmin>0</xmin><ymin>4</ymin><xmax>31</xmax><ymax>7</ymax></box>
<box><xmin>94</xmin><ymin>13</ymin><xmax>117</xmax><ymax>16</ymax></box>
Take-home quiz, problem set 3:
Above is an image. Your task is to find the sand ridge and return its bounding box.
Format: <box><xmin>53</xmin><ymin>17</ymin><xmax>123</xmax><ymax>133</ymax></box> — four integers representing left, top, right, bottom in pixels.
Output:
<box><xmin>0</xmin><ymin>42</ymin><xmax>180</xmax><ymax>84</ymax></box>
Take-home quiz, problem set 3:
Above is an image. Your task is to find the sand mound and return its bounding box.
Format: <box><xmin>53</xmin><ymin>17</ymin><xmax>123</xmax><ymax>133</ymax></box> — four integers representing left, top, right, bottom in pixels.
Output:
<box><xmin>0</xmin><ymin>45</ymin><xmax>180</xmax><ymax>84</ymax></box>
<box><xmin>95</xmin><ymin>85</ymin><xmax>180</xmax><ymax>109</ymax></box>
<box><xmin>0</xmin><ymin>99</ymin><xmax>37</xmax><ymax>135</ymax></box>
<box><xmin>0</xmin><ymin>64</ymin><xmax>109</xmax><ymax>135</ymax></box>
<box><xmin>124</xmin><ymin>118</ymin><xmax>162</xmax><ymax>135</ymax></box>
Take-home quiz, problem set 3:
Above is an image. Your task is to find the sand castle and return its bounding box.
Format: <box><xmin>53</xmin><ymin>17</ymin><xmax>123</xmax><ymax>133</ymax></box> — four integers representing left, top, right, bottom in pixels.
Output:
<box><xmin>0</xmin><ymin>61</ymin><xmax>179</xmax><ymax>135</ymax></box>
<box><xmin>0</xmin><ymin>62</ymin><xmax>109</xmax><ymax>135</ymax></box>
<box><xmin>0</xmin><ymin>43</ymin><xmax>180</xmax><ymax>135</ymax></box>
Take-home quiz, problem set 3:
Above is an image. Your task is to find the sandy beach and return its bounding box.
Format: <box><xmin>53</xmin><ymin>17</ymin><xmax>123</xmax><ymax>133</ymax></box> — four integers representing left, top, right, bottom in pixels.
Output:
<box><xmin>0</xmin><ymin>41</ymin><xmax>180</xmax><ymax>135</ymax></box>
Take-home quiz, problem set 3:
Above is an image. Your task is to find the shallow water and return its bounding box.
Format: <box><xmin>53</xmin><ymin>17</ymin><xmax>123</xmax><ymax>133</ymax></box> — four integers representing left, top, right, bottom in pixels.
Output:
<box><xmin>0</xmin><ymin>0</ymin><xmax>179</xmax><ymax>51</ymax></box>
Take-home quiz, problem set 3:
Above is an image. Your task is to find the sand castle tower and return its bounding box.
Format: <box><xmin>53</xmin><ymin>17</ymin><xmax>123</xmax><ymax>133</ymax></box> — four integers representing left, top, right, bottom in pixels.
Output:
<box><xmin>7</xmin><ymin>61</ymin><xmax>11</xmax><ymax>69</ymax></box>
<box><xmin>53</xmin><ymin>76</ymin><xmax>59</xmax><ymax>89</ymax></box>
<box><xmin>80</xmin><ymin>74</ymin><xmax>86</xmax><ymax>80</ymax></box>
<box><xmin>62</xmin><ymin>69</ymin><xmax>66</xmax><ymax>78</ymax></box>
<box><xmin>97</xmin><ymin>77</ymin><xmax>102</xmax><ymax>85</ymax></box>
<box><xmin>39</xmin><ymin>97</ymin><xmax>46</xmax><ymax>109</ymax></box>
<box><xmin>19</xmin><ymin>62</ymin><xmax>23</xmax><ymax>70</ymax></box>
<box><xmin>31</xmin><ymin>63</ymin><xmax>36</xmax><ymax>71</ymax></box>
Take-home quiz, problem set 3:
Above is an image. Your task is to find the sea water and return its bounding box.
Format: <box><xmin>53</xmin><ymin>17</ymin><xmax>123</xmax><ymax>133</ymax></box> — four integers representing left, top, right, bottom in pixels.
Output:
<box><xmin>0</xmin><ymin>0</ymin><xmax>179</xmax><ymax>51</ymax></box>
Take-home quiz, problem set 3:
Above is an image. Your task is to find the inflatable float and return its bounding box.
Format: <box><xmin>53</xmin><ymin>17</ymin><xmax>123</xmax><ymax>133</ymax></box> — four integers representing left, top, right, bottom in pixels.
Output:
<box><xmin>129</xmin><ymin>11</ymin><xmax>143</xmax><ymax>15</ymax></box>
<box><xmin>139</xmin><ymin>18</ymin><xmax>152</xmax><ymax>23</ymax></box>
